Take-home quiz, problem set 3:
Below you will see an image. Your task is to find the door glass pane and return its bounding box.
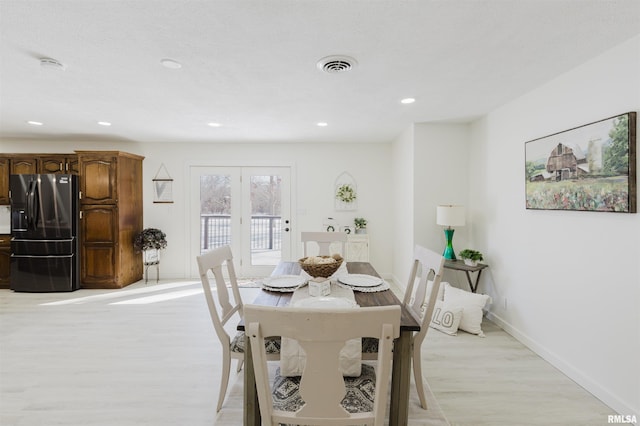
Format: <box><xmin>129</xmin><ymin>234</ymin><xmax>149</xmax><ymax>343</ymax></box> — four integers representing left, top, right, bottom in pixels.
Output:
<box><xmin>200</xmin><ymin>174</ymin><xmax>231</xmax><ymax>254</ymax></box>
<box><xmin>249</xmin><ymin>175</ymin><xmax>282</xmax><ymax>266</ymax></box>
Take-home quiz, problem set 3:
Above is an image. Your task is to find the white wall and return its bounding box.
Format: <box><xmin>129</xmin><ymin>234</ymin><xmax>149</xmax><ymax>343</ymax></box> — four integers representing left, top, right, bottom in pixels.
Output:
<box><xmin>0</xmin><ymin>140</ymin><xmax>394</xmax><ymax>278</ymax></box>
<box><xmin>391</xmin><ymin>126</ymin><xmax>415</xmax><ymax>285</ymax></box>
<box><xmin>390</xmin><ymin>122</ymin><xmax>471</xmax><ymax>288</ymax></box>
<box><xmin>468</xmin><ymin>35</ymin><xmax>640</xmax><ymax>416</ymax></box>
<box><xmin>413</xmin><ymin>122</ymin><xmax>470</xmax><ymax>261</ymax></box>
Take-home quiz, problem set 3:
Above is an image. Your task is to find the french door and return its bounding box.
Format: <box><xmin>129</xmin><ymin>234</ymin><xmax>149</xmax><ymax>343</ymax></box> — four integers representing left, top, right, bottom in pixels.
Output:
<box><xmin>189</xmin><ymin>166</ymin><xmax>291</xmax><ymax>277</ymax></box>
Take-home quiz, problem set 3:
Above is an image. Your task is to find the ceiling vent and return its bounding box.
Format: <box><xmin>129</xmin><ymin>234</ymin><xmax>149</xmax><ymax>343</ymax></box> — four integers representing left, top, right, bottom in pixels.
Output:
<box><xmin>317</xmin><ymin>55</ymin><xmax>357</xmax><ymax>74</ymax></box>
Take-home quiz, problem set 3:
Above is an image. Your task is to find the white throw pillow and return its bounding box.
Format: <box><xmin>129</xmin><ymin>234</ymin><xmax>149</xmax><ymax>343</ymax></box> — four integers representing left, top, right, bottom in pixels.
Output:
<box><xmin>425</xmin><ymin>279</ymin><xmax>445</xmax><ymax>301</ymax></box>
<box><xmin>443</xmin><ymin>282</ymin><xmax>492</xmax><ymax>337</ymax></box>
<box><xmin>429</xmin><ymin>300</ymin><xmax>463</xmax><ymax>336</ymax></box>
<box><xmin>408</xmin><ymin>279</ymin><xmax>444</xmax><ymax>310</ymax></box>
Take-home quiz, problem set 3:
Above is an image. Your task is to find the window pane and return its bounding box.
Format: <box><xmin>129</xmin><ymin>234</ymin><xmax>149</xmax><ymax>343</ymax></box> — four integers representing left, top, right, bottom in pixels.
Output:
<box><xmin>200</xmin><ymin>175</ymin><xmax>231</xmax><ymax>254</ymax></box>
<box><xmin>250</xmin><ymin>175</ymin><xmax>282</xmax><ymax>265</ymax></box>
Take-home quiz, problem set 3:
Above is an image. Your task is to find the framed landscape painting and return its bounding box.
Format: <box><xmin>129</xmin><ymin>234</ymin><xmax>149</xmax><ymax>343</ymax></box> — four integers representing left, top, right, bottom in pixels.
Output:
<box><xmin>525</xmin><ymin>112</ymin><xmax>636</xmax><ymax>213</ymax></box>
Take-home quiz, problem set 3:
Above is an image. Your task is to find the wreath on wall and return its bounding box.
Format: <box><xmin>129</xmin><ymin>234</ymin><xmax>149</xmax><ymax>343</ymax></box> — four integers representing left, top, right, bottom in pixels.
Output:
<box><xmin>336</xmin><ymin>184</ymin><xmax>357</xmax><ymax>203</ymax></box>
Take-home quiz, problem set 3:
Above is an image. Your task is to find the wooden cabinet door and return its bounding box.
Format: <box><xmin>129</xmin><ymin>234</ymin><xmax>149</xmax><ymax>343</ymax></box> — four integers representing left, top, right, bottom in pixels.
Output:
<box><xmin>0</xmin><ymin>236</ymin><xmax>10</xmax><ymax>288</ymax></box>
<box><xmin>81</xmin><ymin>205</ymin><xmax>118</xmax><ymax>287</ymax></box>
<box><xmin>39</xmin><ymin>155</ymin><xmax>79</xmax><ymax>174</ymax></box>
<box><xmin>81</xmin><ymin>245</ymin><xmax>117</xmax><ymax>287</ymax></box>
<box><xmin>79</xmin><ymin>155</ymin><xmax>117</xmax><ymax>204</ymax></box>
<box><xmin>0</xmin><ymin>158</ymin><xmax>9</xmax><ymax>204</ymax></box>
<box><xmin>10</xmin><ymin>157</ymin><xmax>38</xmax><ymax>174</ymax></box>
<box><xmin>39</xmin><ymin>155</ymin><xmax>66</xmax><ymax>174</ymax></box>
<box><xmin>67</xmin><ymin>156</ymin><xmax>79</xmax><ymax>174</ymax></box>
<box><xmin>82</xmin><ymin>205</ymin><xmax>117</xmax><ymax>244</ymax></box>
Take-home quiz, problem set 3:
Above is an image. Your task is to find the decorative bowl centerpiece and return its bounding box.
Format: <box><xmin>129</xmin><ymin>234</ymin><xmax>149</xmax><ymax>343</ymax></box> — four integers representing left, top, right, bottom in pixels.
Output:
<box><xmin>298</xmin><ymin>254</ymin><xmax>343</xmax><ymax>278</ymax></box>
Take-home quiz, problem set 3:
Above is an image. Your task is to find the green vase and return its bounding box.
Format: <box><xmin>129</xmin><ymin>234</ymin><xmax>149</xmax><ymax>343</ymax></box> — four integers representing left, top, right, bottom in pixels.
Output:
<box><xmin>442</xmin><ymin>228</ymin><xmax>456</xmax><ymax>260</ymax></box>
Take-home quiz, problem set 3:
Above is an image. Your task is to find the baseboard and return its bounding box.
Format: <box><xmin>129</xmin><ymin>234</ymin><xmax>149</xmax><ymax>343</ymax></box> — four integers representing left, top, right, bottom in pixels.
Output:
<box><xmin>486</xmin><ymin>311</ymin><xmax>638</xmax><ymax>418</ymax></box>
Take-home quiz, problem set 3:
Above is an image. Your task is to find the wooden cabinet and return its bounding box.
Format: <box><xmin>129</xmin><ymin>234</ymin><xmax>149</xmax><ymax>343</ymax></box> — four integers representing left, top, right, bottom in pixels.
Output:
<box><xmin>0</xmin><ymin>154</ymin><xmax>78</xmax><ymax>206</ymax></box>
<box><xmin>79</xmin><ymin>155</ymin><xmax>117</xmax><ymax>204</ymax></box>
<box><xmin>39</xmin><ymin>155</ymin><xmax>79</xmax><ymax>174</ymax></box>
<box><xmin>0</xmin><ymin>150</ymin><xmax>143</xmax><ymax>289</ymax></box>
<box><xmin>0</xmin><ymin>235</ymin><xmax>10</xmax><ymax>288</ymax></box>
<box><xmin>0</xmin><ymin>158</ymin><xmax>9</xmax><ymax>204</ymax></box>
<box><xmin>80</xmin><ymin>205</ymin><xmax>118</xmax><ymax>286</ymax></box>
<box><xmin>77</xmin><ymin>151</ymin><xmax>144</xmax><ymax>288</ymax></box>
<box><xmin>10</xmin><ymin>157</ymin><xmax>38</xmax><ymax>174</ymax></box>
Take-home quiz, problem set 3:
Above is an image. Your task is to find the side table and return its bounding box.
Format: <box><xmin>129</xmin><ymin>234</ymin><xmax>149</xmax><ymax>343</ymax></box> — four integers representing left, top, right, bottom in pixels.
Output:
<box><xmin>443</xmin><ymin>260</ymin><xmax>488</xmax><ymax>293</ymax></box>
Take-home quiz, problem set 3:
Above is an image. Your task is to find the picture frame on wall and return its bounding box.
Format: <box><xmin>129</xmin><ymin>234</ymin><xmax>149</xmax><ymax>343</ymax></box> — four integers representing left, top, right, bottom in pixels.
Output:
<box><xmin>525</xmin><ymin>112</ymin><xmax>636</xmax><ymax>213</ymax></box>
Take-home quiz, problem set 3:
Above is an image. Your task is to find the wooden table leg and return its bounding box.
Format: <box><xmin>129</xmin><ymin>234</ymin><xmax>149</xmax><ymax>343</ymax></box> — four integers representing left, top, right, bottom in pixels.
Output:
<box><xmin>243</xmin><ymin>334</ymin><xmax>261</xmax><ymax>426</ymax></box>
<box><xmin>389</xmin><ymin>330</ymin><xmax>412</xmax><ymax>426</ymax></box>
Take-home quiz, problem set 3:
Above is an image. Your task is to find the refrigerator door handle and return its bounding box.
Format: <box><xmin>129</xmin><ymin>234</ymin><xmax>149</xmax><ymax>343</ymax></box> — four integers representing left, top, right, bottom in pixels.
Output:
<box><xmin>27</xmin><ymin>180</ymin><xmax>41</xmax><ymax>231</ymax></box>
<box><xmin>32</xmin><ymin>179</ymin><xmax>40</xmax><ymax>230</ymax></box>
<box><xmin>26</xmin><ymin>181</ymin><xmax>35</xmax><ymax>230</ymax></box>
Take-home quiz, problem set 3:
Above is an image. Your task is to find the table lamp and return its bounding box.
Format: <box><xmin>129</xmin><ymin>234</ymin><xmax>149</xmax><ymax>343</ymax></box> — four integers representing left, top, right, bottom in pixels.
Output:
<box><xmin>436</xmin><ymin>205</ymin><xmax>465</xmax><ymax>260</ymax></box>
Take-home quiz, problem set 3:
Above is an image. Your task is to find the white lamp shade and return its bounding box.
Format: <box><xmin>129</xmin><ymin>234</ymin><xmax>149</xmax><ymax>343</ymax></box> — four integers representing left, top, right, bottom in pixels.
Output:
<box><xmin>437</xmin><ymin>205</ymin><xmax>465</xmax><ymax>227</ymax></box>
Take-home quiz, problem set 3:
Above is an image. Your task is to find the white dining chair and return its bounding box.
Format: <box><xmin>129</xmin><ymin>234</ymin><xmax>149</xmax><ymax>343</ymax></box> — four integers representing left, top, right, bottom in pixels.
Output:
<box><xmin>301</xmin><ymin>231</ymin><xmax>348</xmax><ymax>257</ymax></box>
<box><xmin>362</xmin><ymin>244</ymin><xmax>445</xmax><ymax>410</ymax></box>
<box><xmin>196</xmin><ymin>245</ymin><xmax>280</xmax><ymax>412</ymax></box>
<box><xmin>244</xmin><ymin>304</ymin><xmax>400</xmax><ymax>426</ymax></box>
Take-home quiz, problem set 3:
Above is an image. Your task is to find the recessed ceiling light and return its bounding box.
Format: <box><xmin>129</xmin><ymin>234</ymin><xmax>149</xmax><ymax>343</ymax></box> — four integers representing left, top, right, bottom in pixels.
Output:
<box><xmin>316</xmin><ymin>122</ymin><xmax>328</xmax><ymax>127</ymax></box>
<box><xmin>208</xmin><ymin>122</ymin><xmax>221</xmax><ymax>127</ymax></box>
<box><xmin>401</xmin><ymin>98</ymin><xmax>416</xmax><ymax>104</ymax></box>
<box><xmin>161</xmin><ymin>58</ymin><xmax>182</xmax><ymax>69</ymax></box>
<box><xmin>97</xmin><ymin>121</ymin><xmax>112</xmax><ymax>126</ymax></box>
<box><xmin>27</xmin><ymin>120</ymin><xmax>43</xmax><ymax>126</ymax></box>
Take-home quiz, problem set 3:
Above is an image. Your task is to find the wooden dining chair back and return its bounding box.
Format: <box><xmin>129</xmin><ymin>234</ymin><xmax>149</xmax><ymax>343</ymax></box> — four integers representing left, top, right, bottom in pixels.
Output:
<box><xmin>361</xmin><ymin>244</ymin><xmax>444</xmax><ymax>410</ymax></box>
<box><xmin>244</xmin><ymin>304</ymin><xmax>401</xmax><ymax>426</ymax></box>
<box><xmin>301</xmin><ymin>231</ymin><xmax>348</xmax><ymax>257</ymax></box>
<box><xmin>196</xmin><ymin>245</ymin><xmax>280</xmax><ymax>412</ymax></box>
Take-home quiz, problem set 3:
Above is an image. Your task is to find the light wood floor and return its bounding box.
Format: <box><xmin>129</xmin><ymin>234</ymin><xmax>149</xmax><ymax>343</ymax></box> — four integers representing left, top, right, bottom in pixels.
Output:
<box><xmin>0</xmin><ymin>280</ymin><xmax>614</xmax><ymax>425</ymax></box>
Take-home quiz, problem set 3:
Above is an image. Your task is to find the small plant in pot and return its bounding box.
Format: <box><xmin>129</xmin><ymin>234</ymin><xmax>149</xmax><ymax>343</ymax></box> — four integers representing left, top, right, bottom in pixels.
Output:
<box><xmin>134</xmin><ymin>228</ymin><xmax>167</xmax><ymax>264</ymax></box>
<box><xmin>354</xmin><ymin>217</ymin><xmax>367</xmax><ymax>234</ymax></box>
<box><xmin>458</xmin><ymin>249</ymin><xmax>483</xmax><ymax>266</ymax></box>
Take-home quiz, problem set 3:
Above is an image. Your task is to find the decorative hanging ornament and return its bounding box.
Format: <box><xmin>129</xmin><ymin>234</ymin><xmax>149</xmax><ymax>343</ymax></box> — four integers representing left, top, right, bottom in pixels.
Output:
<box><xmin>153</xmin><ymin>163</ymin><xmax>173</xmax><ymax>203</ymax></box>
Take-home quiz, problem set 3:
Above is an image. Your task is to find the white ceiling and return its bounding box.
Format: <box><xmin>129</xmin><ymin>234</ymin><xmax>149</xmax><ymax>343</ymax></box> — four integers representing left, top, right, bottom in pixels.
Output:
<box><xmin>1</xmin><ymin>0</ymin><xmax>638</xmax><ymax>144</ymax></box>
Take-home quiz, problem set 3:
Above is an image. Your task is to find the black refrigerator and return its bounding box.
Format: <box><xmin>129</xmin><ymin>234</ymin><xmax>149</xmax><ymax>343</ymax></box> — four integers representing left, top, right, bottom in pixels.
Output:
<box><xmin>9</xmin><ymin>174</ymin><xmax>80</xmax><ymax>292</ymax></box>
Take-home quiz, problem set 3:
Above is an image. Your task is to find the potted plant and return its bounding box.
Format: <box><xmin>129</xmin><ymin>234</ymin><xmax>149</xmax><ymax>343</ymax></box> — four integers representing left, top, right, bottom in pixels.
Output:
<box><xmin>354</xmin><ymin>217</ymin><xmax>367</xmax><ymax>234</ymax></box>
<box><xmin>134</xmin><ymin>228</ymin><xmax>167</xmax><ymax>264</ymax></box>
<box><xmin>458</xmin><ymin>249</ymin><xmax>483</xmax><ymax>266</ymax></box>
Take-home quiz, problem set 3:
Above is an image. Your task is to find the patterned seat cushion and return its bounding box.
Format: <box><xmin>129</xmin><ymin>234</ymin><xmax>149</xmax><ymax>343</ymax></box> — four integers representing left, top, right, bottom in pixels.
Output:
<box><xmin>361</xmin><ymin>337</ymin><xmax>379</xmax><ymax>353</ymax></box>
<box><xmin>230</xmin><ymin>331</ymin><xmax>281</xmax><ymax>354</ymax></box>
<box><xmin>272</xmin><ymin>364</ymin><xmax>377</xmax><ymax>414</ymax></box>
